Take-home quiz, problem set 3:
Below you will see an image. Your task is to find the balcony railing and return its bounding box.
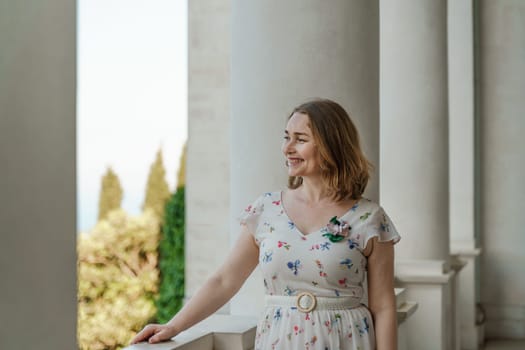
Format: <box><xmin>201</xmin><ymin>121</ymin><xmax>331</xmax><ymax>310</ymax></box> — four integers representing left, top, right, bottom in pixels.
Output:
<box><xmin>124</xmin><ymin>289</ymin><xmax>417</xmax><ymax>350</ymax></box>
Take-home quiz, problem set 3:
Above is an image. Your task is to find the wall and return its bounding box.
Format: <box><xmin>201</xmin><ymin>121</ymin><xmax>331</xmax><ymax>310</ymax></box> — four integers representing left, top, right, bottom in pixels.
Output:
<box><xmin>0</xmin><ymin>0</ymin><xmax>77</xmax><ymax>348</ymax></box>
<box><xmin>479</xmin><ymin>0</ymin><xmax>525</xmax><ymax>339</ymax></box>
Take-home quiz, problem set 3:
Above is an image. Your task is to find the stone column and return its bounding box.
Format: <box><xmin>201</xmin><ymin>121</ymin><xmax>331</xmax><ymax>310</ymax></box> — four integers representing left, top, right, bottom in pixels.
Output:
<box><xmin>449</xmin><ymin>0</ymin><xmax>477</xmax><ymax>254</ymax></box>
<box><xmin>186</xmin><ymin>0</ymin><xmax>232</xmax><ymax>307</ymax></box>
<box><xmin>0</xmin><ymin>0</ymin><xmax>77</xmax><ymax>348</ymax></box>
<box><xmin>380</xmin><ymin>1</ymin><xmax>455</xmax><ymax>349</ymax></box>
<box><xmin>448</xmin><ymin>0</ymin><xmax>482</xmax><ymax>348</ymax></box>
<box><xmin>230</xmin><ymin>0</ymin><xmax>381</xmax><ymax>315</ymax></box>
<box><xmin>381</xmin><ymin>0</ymin><xmax>450</xmax><ymax>262</ymax></box>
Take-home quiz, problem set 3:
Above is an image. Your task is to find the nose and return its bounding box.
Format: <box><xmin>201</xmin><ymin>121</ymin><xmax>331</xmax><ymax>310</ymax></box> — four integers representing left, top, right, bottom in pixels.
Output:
<box><xmin>282</xmin><ymin>138</ymin><xmax>294</xmax><ymax>155</ymax></box>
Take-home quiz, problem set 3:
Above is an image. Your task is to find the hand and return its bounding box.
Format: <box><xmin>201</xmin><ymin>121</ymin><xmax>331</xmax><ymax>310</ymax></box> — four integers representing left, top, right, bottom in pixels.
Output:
<box><xmin>130</xmin><ymin>323</ymin><xmax>179</xmax><ymax>344</ymax></box>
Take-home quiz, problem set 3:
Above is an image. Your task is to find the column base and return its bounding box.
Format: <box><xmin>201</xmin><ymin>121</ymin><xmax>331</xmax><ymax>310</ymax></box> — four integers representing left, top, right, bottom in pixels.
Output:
<box><xmin>395</xmin><ymin>259</ymin><xmax>456</xmax><ymax>350</ymax></box>
<box><xmin>459</xmin><ymin>323</ymin><xmax>485</xmax><ymax>350</ymax></box>
<box><xmin>451</xmin><ymin>247</ymin><xmax>483</xmax><ymax>350</ymax></box>
<box><xmin>396</xmin><ymin>288</ymin><xmax>419</xmax><ymax>350</ymax></box>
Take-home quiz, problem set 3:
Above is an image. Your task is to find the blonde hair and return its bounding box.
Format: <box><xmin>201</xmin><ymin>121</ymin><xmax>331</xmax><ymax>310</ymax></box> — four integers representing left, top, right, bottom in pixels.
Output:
<box><xmin>287</xmin><ymin>98</ymin><xmax>373</xmax><ymax>202</ymax></box>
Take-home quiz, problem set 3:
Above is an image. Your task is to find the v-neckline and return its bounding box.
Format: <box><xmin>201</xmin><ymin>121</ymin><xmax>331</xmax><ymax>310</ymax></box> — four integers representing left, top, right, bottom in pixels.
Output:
<box><xmin>279</xmin><ymin>190</ymin><xmax>361</xmax><ymax>237</ymax></box>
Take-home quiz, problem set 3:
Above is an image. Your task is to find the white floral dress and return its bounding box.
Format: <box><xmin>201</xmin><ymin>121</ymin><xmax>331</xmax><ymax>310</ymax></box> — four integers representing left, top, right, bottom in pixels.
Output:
<box><xmin>239</xmin><ymin>191</ymin><xmax>400</xmax><ymax>350</ymax></box>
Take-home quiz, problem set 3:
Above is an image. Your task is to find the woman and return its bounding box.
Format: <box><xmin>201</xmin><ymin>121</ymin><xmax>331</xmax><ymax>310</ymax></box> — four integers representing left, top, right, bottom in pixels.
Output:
<box><xmin>131</xmin><ymin>99</ymin><xmax>400</xmax><ymax>349</ymax></box>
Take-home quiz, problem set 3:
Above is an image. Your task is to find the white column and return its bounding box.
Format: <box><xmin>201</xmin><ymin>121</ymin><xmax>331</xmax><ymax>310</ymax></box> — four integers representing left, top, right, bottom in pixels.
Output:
<box><xmin>380</xmin><ymin>1</ymin><xmax>455</xmax><ymax>349</ymax></box>
<box><xmin>448</xmin><ymin>0</ymin><xmax>483</xmax><ymax>348</ymax></box>
<box><xmin>449</xmin><ymin>0</ymin><xmax>477</xmax><ymax>253</ymax></box>
<box><xmin>479</xmin><ymin>0</ymin><xmax>525</xmax><ymax>340</ymax></box>
<box><xmin>231</xmin><ymin>0</ymin><xmax>381</xmax><ymax>316</ymax></box>
<box><xmin>186</xmin><ymin>0</ymin><xmax>232</xmax><ymax>306</ymax></box>
<box><xmin>0</xmin><ymin>0</ymin><xmax>77</xmax><ymax>348</ymax></box>
<box><xmin>381</xmin><ymin>0</ymin><xmax>450</xmax><ymax>262</ymax></box>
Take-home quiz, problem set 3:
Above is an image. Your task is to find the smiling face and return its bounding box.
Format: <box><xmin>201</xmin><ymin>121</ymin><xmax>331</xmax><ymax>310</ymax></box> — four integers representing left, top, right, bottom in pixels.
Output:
<box><xmin>282</xmin><ymin>112</ymin><xmax>321</xmax><ymax>178</ymax></box>
<box><xmin>284</xmin><ymin>99</ymin><xmax>371</xmax><ymax>201</ymax></box>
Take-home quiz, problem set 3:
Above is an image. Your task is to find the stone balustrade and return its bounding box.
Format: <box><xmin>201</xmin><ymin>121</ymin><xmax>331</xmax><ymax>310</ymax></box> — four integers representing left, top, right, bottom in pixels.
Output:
<box><xmin>123</xmin><ymin>289</ymin><xmax>417</xmax><ymax>350</ymax></box>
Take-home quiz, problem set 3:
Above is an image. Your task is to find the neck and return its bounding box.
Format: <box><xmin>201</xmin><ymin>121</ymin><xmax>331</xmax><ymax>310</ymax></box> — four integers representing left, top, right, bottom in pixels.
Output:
<box><xmin>297</xmin><ymin>176</ymin><xmax>331</xmax><ymax>204</ymax></box>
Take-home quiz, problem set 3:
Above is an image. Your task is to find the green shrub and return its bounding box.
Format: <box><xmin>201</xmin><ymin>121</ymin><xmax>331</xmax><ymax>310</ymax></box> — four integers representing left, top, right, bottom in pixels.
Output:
<box><xmin>155</xmin><ymin>186</ymin><xmax>185</xmax><ymax>323</ymax></box>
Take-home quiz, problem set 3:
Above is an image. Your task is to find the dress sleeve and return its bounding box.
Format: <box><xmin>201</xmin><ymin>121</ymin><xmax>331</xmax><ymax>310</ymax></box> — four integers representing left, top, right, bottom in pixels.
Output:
<box><xmin>238</xmin><ymin>194</ymin><xmax>265</xmax><ymax>240</ymax></box>
<box><xmin>362</xmin><ymin>206</ymin><xmax>401</xmax><ymax>250</ymax></box>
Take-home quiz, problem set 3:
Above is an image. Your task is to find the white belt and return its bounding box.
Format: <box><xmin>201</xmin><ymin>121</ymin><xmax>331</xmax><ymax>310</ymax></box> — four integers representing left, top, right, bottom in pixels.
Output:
<box><xmin>265</xmin><ymin>291</ymin><xmax>361</xmax><ymax>313</ymax></box>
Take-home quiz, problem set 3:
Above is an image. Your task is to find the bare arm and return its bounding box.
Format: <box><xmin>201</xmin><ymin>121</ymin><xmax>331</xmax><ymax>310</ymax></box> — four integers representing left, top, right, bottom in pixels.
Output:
<box><xmin>131</xmin><ymin>226</ymin><xmax>259</xmax><ymax>344</ymax></box>
<box><xmin>367</xmin><ymin>237</ymin><xmax>397</xmax><ymax>350</ymax></box>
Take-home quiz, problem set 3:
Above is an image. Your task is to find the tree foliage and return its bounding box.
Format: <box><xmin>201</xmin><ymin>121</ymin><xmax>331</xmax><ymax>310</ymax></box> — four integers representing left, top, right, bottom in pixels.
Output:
<box><xmin>176</xmin><ymin>143</ymin><xmax>186</xmax><ymax>189</ymax></box>
<box><xmin>78</xmin><ymin>147</ymin><xmax>186</xmax><ymax>348</ymax></box>
<box><xmin>98</xmin><ymin>167</ymin><xmax>123</xmax><ymax>221</ymax></box>
<box><xmin>155</xmin><ymin>186</ymin><xmax>185</xmax><ymax>323</ymax></box>
<box><xmin>78</xmin><ymin>209</ymin><xmax>160</xmax><ymax>350</ymax></box>
<box><xmin>143</xmin><ymin>149</ymin><xmax>171</xmax><ymax>220</ymax></box>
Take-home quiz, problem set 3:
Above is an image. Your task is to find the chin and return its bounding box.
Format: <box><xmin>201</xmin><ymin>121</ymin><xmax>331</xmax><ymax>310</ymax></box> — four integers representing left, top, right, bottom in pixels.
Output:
<box><xmin>287</xmin><ymin>167</ymin><xmax>301</xmax><ymax>176</ymax></box>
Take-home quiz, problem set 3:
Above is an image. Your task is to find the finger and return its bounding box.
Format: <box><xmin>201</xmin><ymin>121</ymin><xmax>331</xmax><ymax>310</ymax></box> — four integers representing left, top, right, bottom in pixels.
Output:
<box><xmin>148</xmin><ymin>328</ymin><xmax>172</xmax><ymax>344</ymax></box>
<box><xmin>131</xmin><ymin>326</ymin><xmax>157</xmax><ymax>344</ymax></box>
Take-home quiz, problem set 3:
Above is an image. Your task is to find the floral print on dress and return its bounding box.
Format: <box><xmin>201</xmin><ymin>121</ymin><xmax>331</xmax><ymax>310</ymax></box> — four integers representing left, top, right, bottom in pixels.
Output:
<box><xmin>278</xmin><ymin>241</ymin><xmax>291</xmax><ymax>250</ymax></box>
<box><xmin>287</xmin><ymin>260</ymin><xmax>302</xmax><ymax>275</ymax></box>
<box><xmin>262</xmin><ymin>251</ymin><xmax>273</xmax><ymax>263</ymax></box>
<box><xmin>238</xmin><ymin>191</ymin><xmax>401</xmax><ymax>350</ymax></box>
<box><xmin>309</xmin><ymin>242</ymin><xmax>331</xmax><ymax>251</ymax></box>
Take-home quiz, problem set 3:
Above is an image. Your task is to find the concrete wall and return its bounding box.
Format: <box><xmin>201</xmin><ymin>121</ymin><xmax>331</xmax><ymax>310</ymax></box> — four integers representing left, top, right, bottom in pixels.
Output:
<box><xmin>0</xmin><ymin>1</ymin><xmax>77</xmax><ymax>348</ymax></box>
<box><xmin>479</xmin><ymin>0</ymin><xmax>525</xmax><ymax>339</ymax></box>
<box><xmin>186</xmin><ymin>0</ymin><xmax>231</xmax><ymax>301</ymax></box>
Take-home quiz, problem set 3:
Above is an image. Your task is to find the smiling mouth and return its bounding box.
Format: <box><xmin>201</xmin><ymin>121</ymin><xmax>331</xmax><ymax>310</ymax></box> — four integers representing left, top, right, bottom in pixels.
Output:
<box><xmin>287</xmin><ymin>158</ymin><xmax>304</xmax><ymax>165</ymax></box>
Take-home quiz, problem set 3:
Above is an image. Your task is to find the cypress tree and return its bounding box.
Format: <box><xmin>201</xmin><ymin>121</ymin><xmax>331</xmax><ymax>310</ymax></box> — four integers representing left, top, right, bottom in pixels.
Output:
<box><xmin>176</xmin><ymin>143</ymin><xmax>186</xmax><ymax>189</ymax></box>
<box><xmin>98</xmin><ymin>167</ymin><xmax>123</xmax><ymax>221</ymax></box>
<box><xmin>155</xmin><ymin>187</ymin><xmax>185</xmax><ymax>323</ymax></box>
<box><xmin>156</xmin><ymin>142</ymin><xmax>186</xmax><ymax>323</ymax></box>
<box><xmin>143</xmin><ymin>149</ymin><xmax>171</xmax><ymax>220</ymax></box>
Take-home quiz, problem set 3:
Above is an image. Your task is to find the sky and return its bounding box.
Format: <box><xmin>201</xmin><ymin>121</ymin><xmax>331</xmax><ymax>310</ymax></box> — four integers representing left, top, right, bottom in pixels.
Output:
<box><xmin>77</xmin><ymin>0</ymin><xmax>187</xmax><ymax>232</ymax></box>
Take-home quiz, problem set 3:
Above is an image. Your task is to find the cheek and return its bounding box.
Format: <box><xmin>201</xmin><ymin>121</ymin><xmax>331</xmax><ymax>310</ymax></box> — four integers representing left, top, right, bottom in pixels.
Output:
<box><xmin>305</xmin><ymin>147</ymin><xmax>319</xmax><ymax>162</ymax></box>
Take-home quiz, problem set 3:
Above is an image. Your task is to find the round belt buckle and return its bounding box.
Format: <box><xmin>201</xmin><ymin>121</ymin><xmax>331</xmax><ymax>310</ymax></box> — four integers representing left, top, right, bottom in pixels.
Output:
<box><xmin>296</xmin><ymin>291</ymin><xmax>317</xmax><ymax>313</ymax></box>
